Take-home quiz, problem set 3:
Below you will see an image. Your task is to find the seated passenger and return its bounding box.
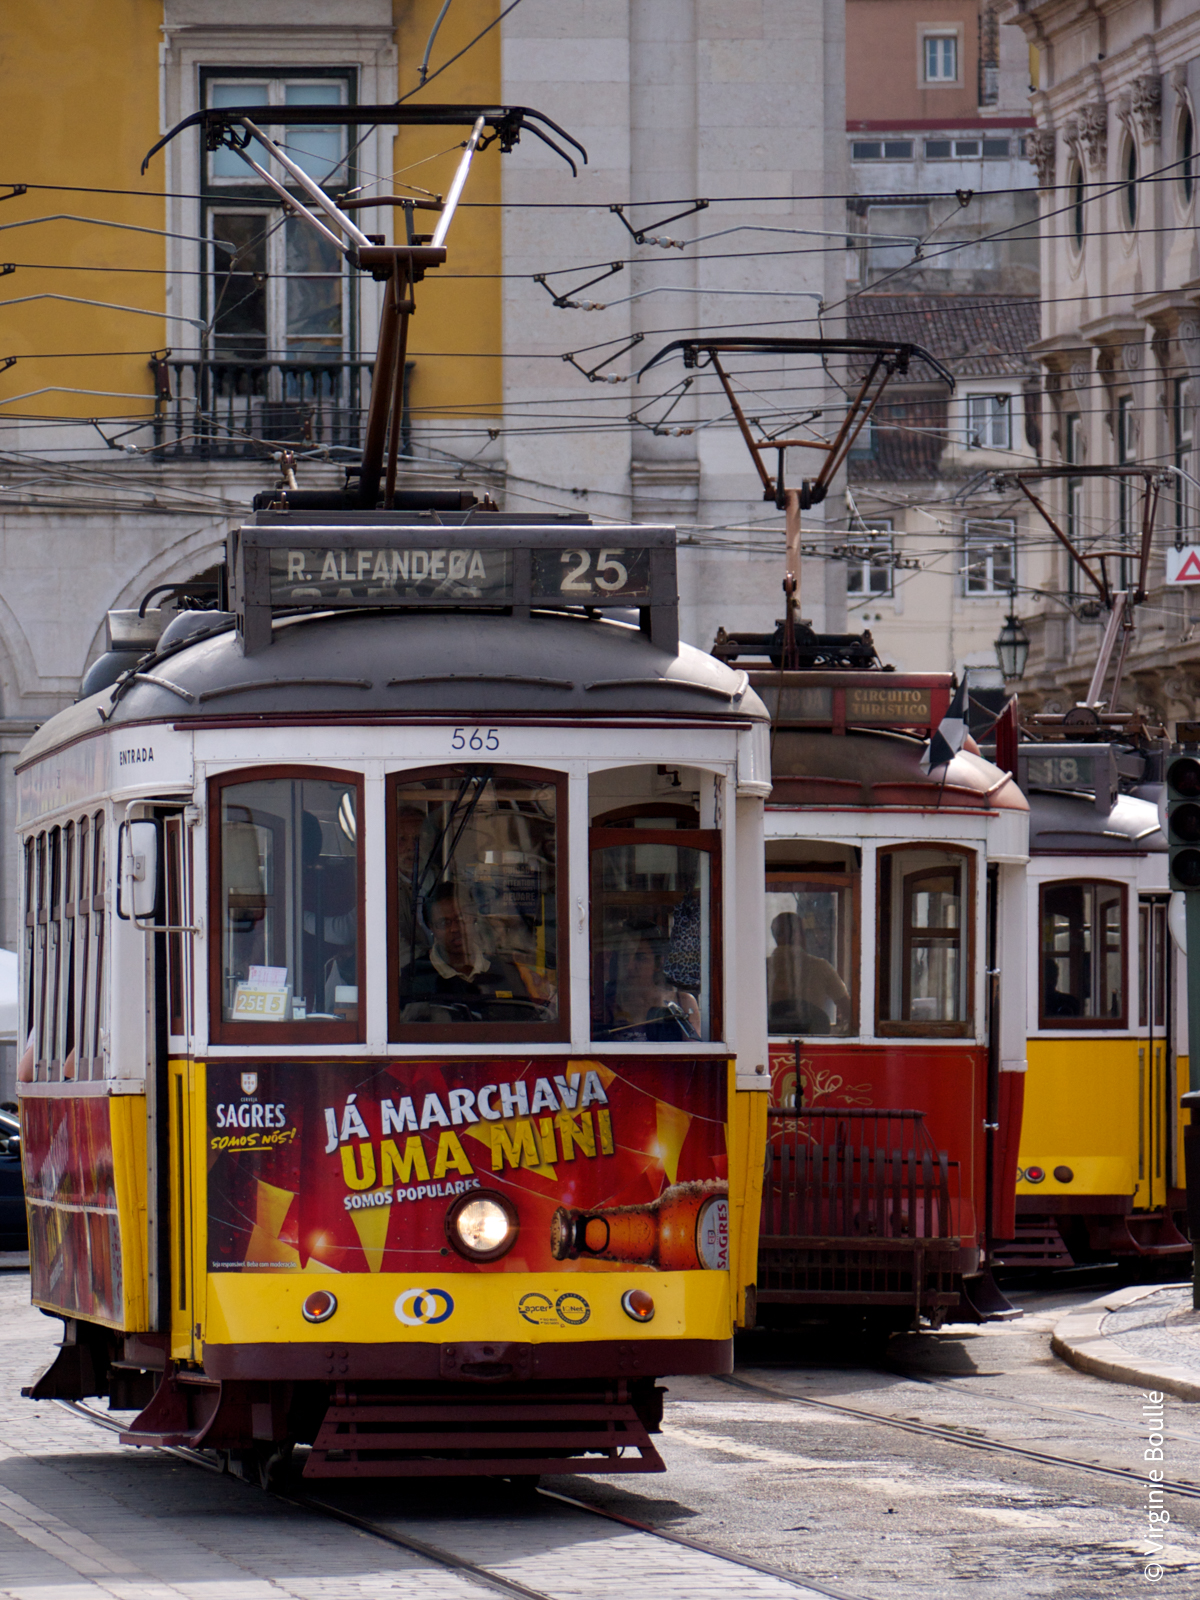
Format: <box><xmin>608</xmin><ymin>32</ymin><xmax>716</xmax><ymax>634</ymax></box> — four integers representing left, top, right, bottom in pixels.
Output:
<box><xmin>398</xmin><ymin>881</ymin><xmax>535</xmax><ymax>1019</ymax></box>
<box><xmin>1043</xmin><ymin>958</ymin><xmax>1081</xmax><ymax>1017</ymax></box>
<box><xmin>600</xmin><ymin>923</ymin><xmax>699</xmax><ymax>1041</ymax></box>
<box><xmin>767</xmin><ymin>911</ymin><xmax>851</xmax><ymax>1035</ymax></box>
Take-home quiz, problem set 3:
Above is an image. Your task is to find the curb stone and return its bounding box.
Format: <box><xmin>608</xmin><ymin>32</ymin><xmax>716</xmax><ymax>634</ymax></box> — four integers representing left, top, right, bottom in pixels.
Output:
<box><xmin>1052</xmin><ymin>1282</ymin><xmax>1200</xmax><ymax>1403</ymax></box>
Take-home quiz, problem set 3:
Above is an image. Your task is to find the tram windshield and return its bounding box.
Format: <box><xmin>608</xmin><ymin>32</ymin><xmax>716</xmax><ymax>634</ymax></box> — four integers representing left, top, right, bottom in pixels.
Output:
<box><xmin>877</xmin><ymin>846</ymin><xmax>972</xmax><ymax>1033</ymax></box>
<box><xmin>218</xmin><ymin>774</ymin><xmax>360</xmax><ymax>1027</ymax></box>
<box><xmin>766</xmin><ymin>870</ymin><xmax>854</xmax><ymax>1036</ymax></box>
<box><xmin>590</xmin><ymin>827</ymin><xmax>714</xmax><ymax>1042</ymax></box>
<box><xmin>390</xmin><ymin>768</ymin><xmax>560</xmax><ymax>1031</ymax></box>
<box><xmin>1040</xmin><ymin>880</ymin><xmax>1125</xmax><ymax>1026</ymax></box>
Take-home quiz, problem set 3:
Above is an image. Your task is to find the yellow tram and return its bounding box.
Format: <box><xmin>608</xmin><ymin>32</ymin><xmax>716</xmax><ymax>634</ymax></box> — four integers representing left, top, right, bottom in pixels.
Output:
<box><xmin>16</xmin><ymin>512</ymin><xmax>772</xmax><ymax>1476</ymax></box>
<box><xmin>1007</xmin><ymin>742</ymin><xmax>1190</xmax><ymax>1265</ymax></box>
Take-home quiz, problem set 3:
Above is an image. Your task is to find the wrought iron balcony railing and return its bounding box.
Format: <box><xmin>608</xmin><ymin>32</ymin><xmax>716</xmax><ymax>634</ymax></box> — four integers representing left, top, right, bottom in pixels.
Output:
<box><xmin>150</xmin><ymin>356</ymin><xmax>376</xmax><ymax>458</ymax></box>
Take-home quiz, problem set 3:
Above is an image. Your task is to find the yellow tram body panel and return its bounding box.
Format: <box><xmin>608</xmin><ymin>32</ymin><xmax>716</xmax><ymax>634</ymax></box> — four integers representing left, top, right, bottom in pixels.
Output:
<box><xmin>203</xmin><ymin>1269</ymin><xmax>731</xmax><ymax>1348</ymax></box>
<box><xmin>1018</xmin><ymin>1037</ymin><xmax>1173</xmax><ymax>1209</ymax></box>
<box><xmin>169</xmin><ymin>1057</ymin><xmax>760</xmax><ymax>1364</ymax></box>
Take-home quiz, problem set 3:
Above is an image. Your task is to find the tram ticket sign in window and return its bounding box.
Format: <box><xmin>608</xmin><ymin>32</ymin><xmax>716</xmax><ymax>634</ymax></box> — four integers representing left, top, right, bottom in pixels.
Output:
<box><xmin>230</xmin><ymin>523</ymin><xmax>677</xmax><ymax>653</ymax></box>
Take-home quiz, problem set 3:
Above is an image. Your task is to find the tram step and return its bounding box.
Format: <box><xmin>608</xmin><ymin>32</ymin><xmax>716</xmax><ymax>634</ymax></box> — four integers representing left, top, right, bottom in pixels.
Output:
<box><xmin>991</xmin><ymin>1223</ymin><xmax>1074</xmax><ymax>1267</ymax></box>
<box><xmin>304</xmin><ymin>1384</ymin><xmax>665</xmax><ymax>1478</ymax></box>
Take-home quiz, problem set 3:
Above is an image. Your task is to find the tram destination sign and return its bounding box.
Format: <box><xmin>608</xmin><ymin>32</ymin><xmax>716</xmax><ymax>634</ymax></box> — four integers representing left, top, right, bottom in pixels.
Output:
<box><xmin>230</xmin><ymin>522</ymin><xmax>676</xmax><ymax>655</ymax></box>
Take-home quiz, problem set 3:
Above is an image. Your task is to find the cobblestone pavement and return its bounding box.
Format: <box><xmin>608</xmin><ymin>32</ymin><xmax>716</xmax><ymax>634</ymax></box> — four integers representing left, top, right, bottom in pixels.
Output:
<box><xmin>1102</xmin><ymin>1288</ymin><xmax>1200</xmax><ymax>1369</ymax></box>
<box><xmin>0</xmin><ymin>1270</ymin><xmax>827</xmax><ymax>1600</ymax></box>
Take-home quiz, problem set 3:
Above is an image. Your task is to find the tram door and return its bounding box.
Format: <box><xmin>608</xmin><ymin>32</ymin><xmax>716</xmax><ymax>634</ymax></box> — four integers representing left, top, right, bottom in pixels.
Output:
<box><xmin>1137</xmin><ymin>896</ymin><xmax>1172</xmax><ymax>1207</ymax></box>
<box><xmin>159</xmin><ymin>813</ymin><xmax>197</xmax><ymax>1357</ymax></box>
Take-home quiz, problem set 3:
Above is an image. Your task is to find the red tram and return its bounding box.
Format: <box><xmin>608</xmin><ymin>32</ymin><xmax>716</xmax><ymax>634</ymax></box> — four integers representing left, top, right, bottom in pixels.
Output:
<box><xmin>724</xmin><ymin>654</ymin><xmax>1030</xmax><ymax>1331</ymax></box>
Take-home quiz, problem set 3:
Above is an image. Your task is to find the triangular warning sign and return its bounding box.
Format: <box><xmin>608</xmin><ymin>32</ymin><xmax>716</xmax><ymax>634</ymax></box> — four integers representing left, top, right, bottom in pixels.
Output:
<box><xmin>1171</xmin><ymin>549</ymin><xmax>1200</xmax><ymax>583</ymax></box>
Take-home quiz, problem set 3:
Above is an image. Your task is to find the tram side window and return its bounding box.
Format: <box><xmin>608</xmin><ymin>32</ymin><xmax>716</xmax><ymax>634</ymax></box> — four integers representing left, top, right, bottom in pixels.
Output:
<box><xmin>215</xmin><ymin>772</ymin><xmax>362</xmax><ymax>1038</ymax></box>
<box><xmin>590</xmin><ymin>814</ymin><xmax>718</xmax><ymax>1043</ymax></box>
<box><xmin>766</xmin><ymin>867</ymin><xmax>856</xmax><ymax>1036</ymax></box>
<box><xmin>388</xmin><ymin>768</ymin><xmax>562</xmax><ymax>1037</ymax></box>
<box><xmin>1040</xmin><ymin>880</ymin><xmax>1125</xmax><ymax>1027</ymax></box>
<box><xmin>877</xmin><ymin>845</ymin><xmax>973</xmax><ymax>1035</ymax></box>
<box><xmin>20</xmin><ymin>811</ymin><xmax>107</xmax><ymax>1082</ymax></box>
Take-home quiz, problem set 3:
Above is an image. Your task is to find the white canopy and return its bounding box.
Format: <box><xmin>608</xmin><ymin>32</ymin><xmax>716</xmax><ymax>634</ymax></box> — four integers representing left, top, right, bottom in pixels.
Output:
<box><xmin>0</xmin><ymin>948</ymin><xmax>17</xmax><ymax>1042</ymax></box>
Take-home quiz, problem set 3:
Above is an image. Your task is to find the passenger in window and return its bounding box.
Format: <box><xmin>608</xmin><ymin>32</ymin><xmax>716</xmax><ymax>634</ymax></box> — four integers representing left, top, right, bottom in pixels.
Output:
<box><xmin>398</xmin><ymin>882</ymin><xmax>537</xmax><ymax>1020</ymax></box>
<box><xmin>601</xmin><ymin>923</ymin><xmax>699</xmax><ymax>1040</ymax></box>
<box><xmin>1043</xmin><ymin>958</ymin><xmax>1081</xmax><ymax>1017</ymax></box>
<box><xmin>767</xmin><ymin>912</ymin><xmax>851</xmax><ymax>1034</ymax></box>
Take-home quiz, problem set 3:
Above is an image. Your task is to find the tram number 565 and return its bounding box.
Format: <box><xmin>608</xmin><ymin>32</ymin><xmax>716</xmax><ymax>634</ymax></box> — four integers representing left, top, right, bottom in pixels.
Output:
<box><xmin>451</xmin><ymin>728</ymin><xmax>500</xmax><ymax>751</ymax></box>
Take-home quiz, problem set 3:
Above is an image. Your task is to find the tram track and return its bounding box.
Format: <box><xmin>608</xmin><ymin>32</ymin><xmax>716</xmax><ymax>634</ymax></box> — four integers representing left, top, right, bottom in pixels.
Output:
<box><xmin>718</xmin><ymin>1371</ymin><xmax>1200</xmax><ymax>1501</ymax></box>
<box><xmin>57</xmin><ymin>1398</ymin><xmax>871</xmax><ymax>1600</ymax></box>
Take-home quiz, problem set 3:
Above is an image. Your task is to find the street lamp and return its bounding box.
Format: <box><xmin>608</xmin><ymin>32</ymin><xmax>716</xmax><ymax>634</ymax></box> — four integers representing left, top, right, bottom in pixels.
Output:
<box><xmin>994</xmin><ymin>610</ymin><xmax>1030</xmax><ymax>682</ymax></box>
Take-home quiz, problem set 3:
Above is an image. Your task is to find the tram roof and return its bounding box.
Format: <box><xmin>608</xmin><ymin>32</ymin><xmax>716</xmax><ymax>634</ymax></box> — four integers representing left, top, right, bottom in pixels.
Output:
<box><xmin>1027</xmin><ymin>787</ymin><xmax>1165</xmax><ymax>854</ymax></box>
<box><xmin>765</xmin><ymin>727</ymin><xmax>1027</xmax><ymax>811</ymax></box>
<box><xmin>19</xmin><ymin>608</ymin><xmax>765</xmax><ymax>771</ymax></box>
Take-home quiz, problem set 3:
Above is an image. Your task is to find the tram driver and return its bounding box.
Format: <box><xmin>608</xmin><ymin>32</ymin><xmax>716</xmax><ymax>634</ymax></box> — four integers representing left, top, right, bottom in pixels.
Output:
<box><xmin>398</xmin><ymin>881</ymin><xmax>537</xmax><ymax>1020</ymax></box>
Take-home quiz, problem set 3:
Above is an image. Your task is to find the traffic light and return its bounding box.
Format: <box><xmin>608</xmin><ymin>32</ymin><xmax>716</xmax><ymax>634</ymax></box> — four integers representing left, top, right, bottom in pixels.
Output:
<box><xmin>1167</xmin><ymin>755</ymin><xmax>1200</xmax><ymax>889</ymax></box>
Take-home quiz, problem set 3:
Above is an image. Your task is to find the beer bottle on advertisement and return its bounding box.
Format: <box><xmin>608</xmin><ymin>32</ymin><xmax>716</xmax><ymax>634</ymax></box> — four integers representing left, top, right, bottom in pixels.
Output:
<box><xmin>550</xmin><ymin>1180</ymin><xmax>729</xmax><ymax>1270</ymax></box>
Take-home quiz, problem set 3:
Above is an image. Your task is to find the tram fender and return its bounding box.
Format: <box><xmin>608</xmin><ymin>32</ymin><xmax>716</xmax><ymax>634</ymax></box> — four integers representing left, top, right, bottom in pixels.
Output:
<box><xmin>21</xmin><ymin>1316</ymin><xmax>118</xmax><ymax>1401</ymax></box>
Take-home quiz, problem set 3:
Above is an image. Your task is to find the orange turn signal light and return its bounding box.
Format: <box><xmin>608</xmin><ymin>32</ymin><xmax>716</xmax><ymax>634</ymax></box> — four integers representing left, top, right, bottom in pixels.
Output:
<box><xmin>621</xmin><ymin>1288</ymin><xmax>655</xmax><ymax>1323</ymax></box>
<box><xmin>302</xmin><ymin>1289</ymin><xmax>338</xmax><ymax>1324</ymax></box>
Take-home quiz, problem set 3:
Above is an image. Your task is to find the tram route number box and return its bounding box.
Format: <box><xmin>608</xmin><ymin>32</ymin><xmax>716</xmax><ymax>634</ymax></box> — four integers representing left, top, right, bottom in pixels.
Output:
<box><xmin>228</xmin><ymin>521</ymin><xmax>679</xmax><ymax>655</ymax></box>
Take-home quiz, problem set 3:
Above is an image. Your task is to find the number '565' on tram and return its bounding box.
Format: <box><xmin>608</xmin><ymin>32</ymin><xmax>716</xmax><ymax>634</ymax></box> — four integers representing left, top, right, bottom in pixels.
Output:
<box><xmin>15</xmin><ymin>514</ymin><xmax>772</xmax><ymax>1477</ymax></box>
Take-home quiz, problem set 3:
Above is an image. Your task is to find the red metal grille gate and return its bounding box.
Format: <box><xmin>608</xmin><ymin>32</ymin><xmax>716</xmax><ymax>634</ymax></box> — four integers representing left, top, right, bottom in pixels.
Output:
<box><xmin>758</xmin><ymin>1108</ymin><xmax>963</xmax><ymax>1324</ymax></box>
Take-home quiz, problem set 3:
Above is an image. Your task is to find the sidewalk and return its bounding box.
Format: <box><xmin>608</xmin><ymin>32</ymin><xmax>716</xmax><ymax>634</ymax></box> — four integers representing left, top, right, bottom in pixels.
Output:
<box><xmin>1053</xmin><ymin>1281</ymin><xmax>1200</xmax><ymax>1401</ymax></box>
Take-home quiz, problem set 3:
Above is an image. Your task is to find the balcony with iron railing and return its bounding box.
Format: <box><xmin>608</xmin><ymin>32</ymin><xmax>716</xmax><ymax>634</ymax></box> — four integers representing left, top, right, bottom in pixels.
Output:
<box><xmin>150</xmin><ymin>355</ymin><xmax>385</xmax><ymax>459</ymax></box>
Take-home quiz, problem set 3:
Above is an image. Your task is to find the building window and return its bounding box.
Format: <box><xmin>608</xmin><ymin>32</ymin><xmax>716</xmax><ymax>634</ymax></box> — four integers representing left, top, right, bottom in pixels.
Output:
<box><xmin>1039</xmin><ymin>880</ymin><xmax>1125</xmax><ymax>1027</ymax></box>
<box><xmin>202</xmin><ymin>72</ymin><xmax>355</xmax><ymax>366</ymax></box>
<box><xmin>846</xmin><ymin>522</ymin><xmax>895</xmax><ymax>598</ymax></box>
<box><xmin>966</xmin><ymin>393</ymin><xmax>1012</xmax><ymax>450</ymax></box>
<box><xmin>852</xmin><ymin>140</ymin><xmax>913</xmax><ymax>161</ymax></box>
<box><xmin>982</xmin><ymin>137</ymin><xmax>1010</xmax><ymax>158</ymax></box>
<box><xmin>1124</xmin><ymin>139</ymin><xmax>1138</xmax><ymax>229</ymax></box>
<box><xmin>1070</xmin><ymin>160</ymin><xmax>1085</xmax><ymax>251</ymax></box>
<box><xmin>923</xmin><ymin>34</ymin><xmax>958</xmax><ymax>83</ymax></box>
<box><xmin>1180</xmin><ymin>107</ymin><xmax>1195</xmax><ymax>205</ymax></box>
<box><xmin>964</xmin><ymin>520</ymin><xmax>1016</xmax><ymax>595</ymax></box>
<box><xmin>1117</xmin><ymin>394</ymin><xmax>1137</xmax><ymax>587</ymax></box>
<box><xmin>1175</xmin><ymin>378</ymin><xmax>1194</xmax><ymax>538</ymax></box>
<box><xmin>1065</xmin><ymin>411</ymin><xmax>1084</xmax><ymax>597</ymax></box>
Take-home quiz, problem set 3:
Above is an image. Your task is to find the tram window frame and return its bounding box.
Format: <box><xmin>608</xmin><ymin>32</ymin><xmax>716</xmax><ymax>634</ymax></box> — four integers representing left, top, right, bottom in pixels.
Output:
<box><xmin>386</xmin><ymin>765</ymin><xmax>569</xmax><ymax>1045</ymax></box>
<box><xmin>876</xmin><ymin>843</ymin><xmax>975</xmax><ymax>1038</ymax></box>
<box><xmin>1139</xmin><ymin>899</ymin><xmax>1168</xmax><ymax>1031</ymax></box>
<box><xmin>765</xmin><ymin>866</ymin><xmax>859</xmax><ymax>1038</ymax></box>
<box><xmin>209</xmin><ymin>766</ymin><xmax>366</xmax><ymax>1046</ymax></box>
<box><xmin>165</xmin><ymin>816</ymin><xmax>192</xmax><ymax>1041</ymax></box>
<box><xmin>1039</xmin><ymin>878</ymin><xmax>1126</xmax><ymax>1029</ymax></box>
<box><xmin>588</xmin><ymin>812</ymin><xmax>723</xmax><ymax>1045</ymax></box>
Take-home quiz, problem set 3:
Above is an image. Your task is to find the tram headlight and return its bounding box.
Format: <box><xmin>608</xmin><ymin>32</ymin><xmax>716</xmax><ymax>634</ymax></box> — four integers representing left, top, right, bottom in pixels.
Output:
<box><xmin>302</xmin><ymin>1289</ymin><xmax>338</xmax><ymax>1324</ymax></box>
<box><xmin>446</xmin><ymin>1192</ymin><xmax>519</xmax><ymax>1261</ymax></box>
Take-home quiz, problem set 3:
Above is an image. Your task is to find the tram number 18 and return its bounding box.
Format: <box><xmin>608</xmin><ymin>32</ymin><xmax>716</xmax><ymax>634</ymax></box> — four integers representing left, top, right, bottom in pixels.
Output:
<box><xmin>451</xmin><ymin>728</ymin><xmax>500</xmax><ymax>751</ymax></box>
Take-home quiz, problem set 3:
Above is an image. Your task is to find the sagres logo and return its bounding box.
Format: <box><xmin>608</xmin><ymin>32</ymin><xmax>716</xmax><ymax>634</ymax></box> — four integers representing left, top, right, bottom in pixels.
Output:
<box><xmin>394</xmin><ymin>1287</ymin><xmax>455</xmax><ymax>1326</ymax></box>
<box><xmin>240</xmin><ymin>1073</ymin><xmax>259</xmax><ymax>1096</ymax></box>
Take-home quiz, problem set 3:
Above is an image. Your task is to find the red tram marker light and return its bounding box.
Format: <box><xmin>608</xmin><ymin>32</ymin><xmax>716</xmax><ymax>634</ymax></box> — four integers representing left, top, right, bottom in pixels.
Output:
<box><xmin>446</xmin><ymin>1192</ymin><xmax>519</xmax><ymax>1262</ymax></box>
<box><xmin>621</xmin><ymin>1288</ymin><xmax>655</xmax><ymax>1323</ymax></box>
<box><xmin>302</xmin><ymin>1289</ymin><xmax>338</xmax><ymax>1324</ymax></box>
<box><xmin>1025</xmin><ymin>1166</ymin><xmax>1046</xmax><ymax>1184</ymax></box>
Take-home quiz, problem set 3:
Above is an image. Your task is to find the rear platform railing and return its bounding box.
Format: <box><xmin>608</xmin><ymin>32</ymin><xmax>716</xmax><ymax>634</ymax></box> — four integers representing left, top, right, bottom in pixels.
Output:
<box><xmin>758</xmin><ymin>1107</ymin><xmax>965</xmax><ymax>1323</ymax></box>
